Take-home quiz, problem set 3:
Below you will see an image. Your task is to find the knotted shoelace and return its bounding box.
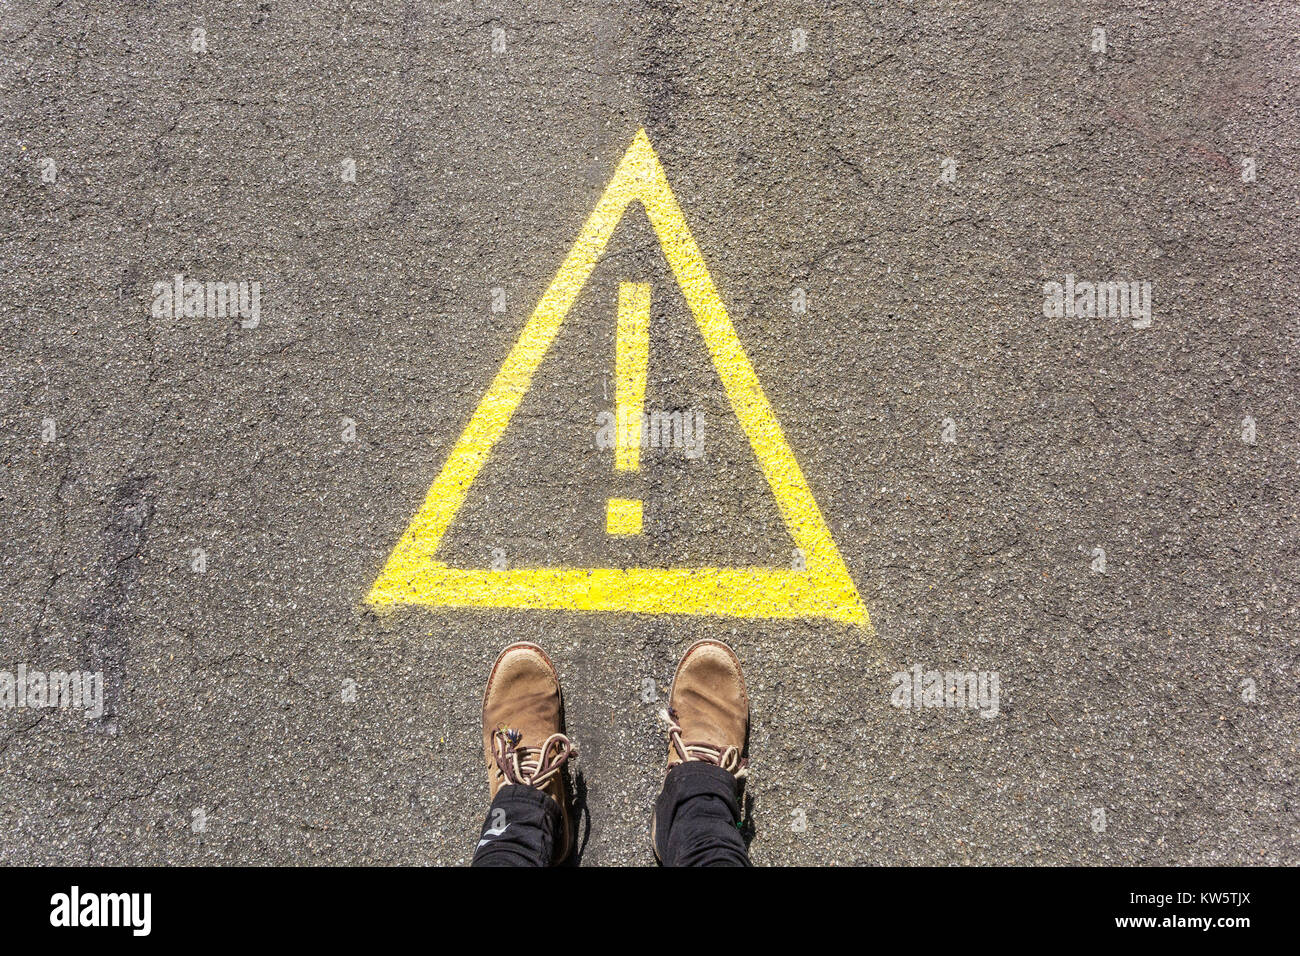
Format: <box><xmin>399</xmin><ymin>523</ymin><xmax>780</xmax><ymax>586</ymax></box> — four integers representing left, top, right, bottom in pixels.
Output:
<box><xmin>491</xmin><ymin>727</ymin><xmax>575</xmax><ymax>789</ymax></box>
<box><xmin>661</xmin><ymin>706</ymin><xmax>748</xmax><ymax>779</ymax></box>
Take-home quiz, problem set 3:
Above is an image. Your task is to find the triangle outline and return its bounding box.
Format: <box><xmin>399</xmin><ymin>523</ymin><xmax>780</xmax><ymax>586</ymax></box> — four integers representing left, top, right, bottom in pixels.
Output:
<box><xmin>367</xmin><ymin>129</ymin><xmax>867</xmax><ymax>627</ymax></box>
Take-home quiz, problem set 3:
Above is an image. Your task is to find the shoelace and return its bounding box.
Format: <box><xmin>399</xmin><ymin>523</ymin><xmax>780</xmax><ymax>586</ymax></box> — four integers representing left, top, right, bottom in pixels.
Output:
<box><xmin>491</xmin><ymin>727</ymin><xmax>575</xmax><ymax>789</ymax></box>
<box><xmin>661</xmin><ymin>707</ymin><xmax>748</xmax><ymax>779</ymax></box>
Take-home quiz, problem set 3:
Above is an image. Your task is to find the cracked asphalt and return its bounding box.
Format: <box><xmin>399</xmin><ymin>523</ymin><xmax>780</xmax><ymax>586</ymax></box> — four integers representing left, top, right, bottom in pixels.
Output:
<box><xmin>2</xmin><ymin>0</ymin><xmax>1298</xmax><ymax>865</ymax></box>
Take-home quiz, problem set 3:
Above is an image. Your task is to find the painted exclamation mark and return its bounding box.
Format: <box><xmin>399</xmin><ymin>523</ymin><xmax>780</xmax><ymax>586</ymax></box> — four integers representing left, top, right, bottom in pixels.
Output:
<box><xmin>607</xmin><ymin>281</ymin><xmax>649</xmax><ymax>535</ymax></box>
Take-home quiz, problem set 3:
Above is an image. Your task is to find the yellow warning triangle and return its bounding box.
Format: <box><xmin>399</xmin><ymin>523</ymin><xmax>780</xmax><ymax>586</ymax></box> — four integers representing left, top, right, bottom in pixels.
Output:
<box><xmin>368</xmin><ymin>129</ymin><xmax>867</xmax><ymax>627</ymax></box>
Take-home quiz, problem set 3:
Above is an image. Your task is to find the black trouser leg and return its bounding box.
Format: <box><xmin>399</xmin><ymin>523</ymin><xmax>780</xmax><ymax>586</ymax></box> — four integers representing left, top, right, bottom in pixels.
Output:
<box><xmin>653</xmin><ymin>761</ymin><xmax>751</xmax><ymax>866</ymax></box>
<box><xmin>470</xmin><ymin>784</ymin><xmax>560</xmax><ymax>867</ymax></box>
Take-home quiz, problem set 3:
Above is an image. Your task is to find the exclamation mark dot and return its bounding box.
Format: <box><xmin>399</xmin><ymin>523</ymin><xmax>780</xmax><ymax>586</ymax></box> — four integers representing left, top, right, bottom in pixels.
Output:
<box><xmin>607</xmin><ymin>281</ymin><xmax>649</xmax><ymax>535</ymax></box>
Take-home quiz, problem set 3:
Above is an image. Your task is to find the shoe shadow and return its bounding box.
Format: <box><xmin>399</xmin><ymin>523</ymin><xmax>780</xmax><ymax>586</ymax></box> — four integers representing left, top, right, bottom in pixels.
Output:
<box><xmin>740</xmin><ymin>789</ymin><xmax>757</xmax><ymax>850</ymax></box>
<box><xmin>562</xmin><ymin>767</ymin><xmax>591</xmax><ymax>867</ymax></box>
<box><xmin>740</xmin><ymin>716</ymin><xmax>755</xmax><ymax>850</ymax></box>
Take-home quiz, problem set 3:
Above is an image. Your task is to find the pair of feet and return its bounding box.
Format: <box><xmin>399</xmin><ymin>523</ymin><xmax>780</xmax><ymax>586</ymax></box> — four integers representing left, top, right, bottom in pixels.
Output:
<box><xmin>482</xmin><ymin>639</ymin><xmax>750</xmax><ymax>864</ymax></box>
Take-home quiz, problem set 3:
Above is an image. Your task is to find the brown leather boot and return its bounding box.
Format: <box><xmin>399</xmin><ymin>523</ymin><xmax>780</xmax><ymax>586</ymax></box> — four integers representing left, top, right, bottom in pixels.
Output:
<box><xmin>481</xmin><ymin>642</ymin><xmax>576</xmax><ymax>864</ymax></box>
<box><xmin>652</xmin><ymin>639</ymin><xmax>749</xmax><ymax>858</ymax></box>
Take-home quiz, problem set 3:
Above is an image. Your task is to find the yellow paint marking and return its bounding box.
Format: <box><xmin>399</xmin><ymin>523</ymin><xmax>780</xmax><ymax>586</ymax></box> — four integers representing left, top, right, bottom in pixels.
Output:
<box><xmin>614</xmin><ymin>281</ymin><xmax>650</xmax><ymax>472</ymax></box>
<box><xmin>367</xmin><ymin>128</ymin><xmax>868</xmax><ymax>628</ymax></box>
<box><xmin>605</xmin><ymin>498</ymin><xmax>643</xmax><ymax>535</ymax></box>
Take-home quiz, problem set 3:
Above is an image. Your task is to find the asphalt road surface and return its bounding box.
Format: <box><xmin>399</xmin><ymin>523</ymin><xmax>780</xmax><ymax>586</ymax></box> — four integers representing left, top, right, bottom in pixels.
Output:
<box><xmin>2</xmin><ymin>0</ymin><xmax>1297</xmax><ymax>865</ymax></box>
